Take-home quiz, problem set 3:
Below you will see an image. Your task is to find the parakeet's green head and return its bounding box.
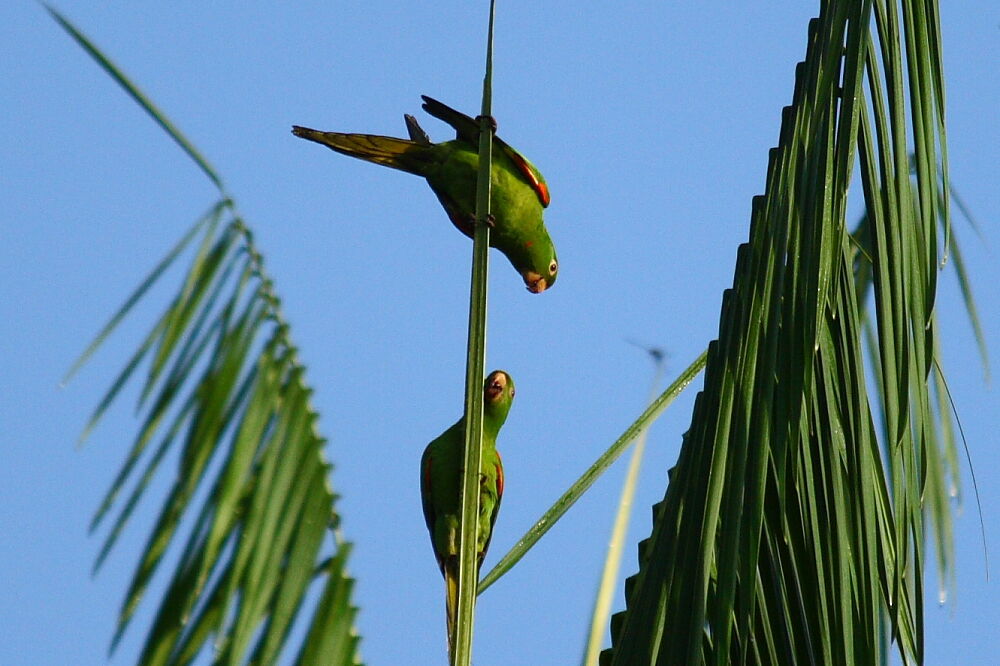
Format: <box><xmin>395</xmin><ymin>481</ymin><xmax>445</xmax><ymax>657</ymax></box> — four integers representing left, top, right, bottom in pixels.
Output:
<box><xmin>508</xmin><ymin>160</ymin><xmax>558</xmax><ymax>294</ymax></box>
<box><xmin>483</xmin><ymin>370</ymin><xmax>515</xmax><ymax>427</ymax></box>
<box><xmin>519</xmin><ymin>244</ymin><xmax>558</xmax><ymax>294</ymax></box>
<box><xmin>502</xmin><ymin>222</ymin><xmax>557</xmax><ymax>293</ymax></box>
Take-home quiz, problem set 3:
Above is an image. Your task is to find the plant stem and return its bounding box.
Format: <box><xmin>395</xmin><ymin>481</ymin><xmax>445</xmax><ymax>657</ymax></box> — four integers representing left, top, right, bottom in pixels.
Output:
<box><xmin>453</xmin><ymin>1</ymin><xmax>496</xmax><ymax>664</ymax></box>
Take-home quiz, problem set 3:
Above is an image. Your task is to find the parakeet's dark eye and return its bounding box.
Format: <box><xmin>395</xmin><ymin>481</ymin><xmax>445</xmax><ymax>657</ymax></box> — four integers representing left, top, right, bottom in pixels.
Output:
<box><xmin>548</xmin><ymin>260</ymin><xmax>558</xmax><ymax>275</ymax></box>
<box><xmin>510</xmin><ymin>387</ymin><xmax>515</xmax><ymax>399</ymax></box>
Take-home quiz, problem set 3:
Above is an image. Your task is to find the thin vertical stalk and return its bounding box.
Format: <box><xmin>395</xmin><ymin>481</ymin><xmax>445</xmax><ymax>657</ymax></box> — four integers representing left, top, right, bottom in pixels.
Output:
<box><xmin>582</xmin><ymin>348</ymin><xmax>666</xmax><ymax>665</ymax></box>
<box><xmin>453</xmin><ymin>2</ymin><xmax>496</xmax><ymax>665</ymax></box>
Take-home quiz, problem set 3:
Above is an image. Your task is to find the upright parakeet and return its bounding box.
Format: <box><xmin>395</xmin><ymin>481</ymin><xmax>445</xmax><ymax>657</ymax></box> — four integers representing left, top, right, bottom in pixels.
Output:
<box><xmin>420</xmin><ymin>370</ymin><xmax>514</xmax><ymax>655</ymax></box>
<box><xmin>292</xmin><ymin>96</ymin><xmax>558</xmax><ymax>293</ymax></box>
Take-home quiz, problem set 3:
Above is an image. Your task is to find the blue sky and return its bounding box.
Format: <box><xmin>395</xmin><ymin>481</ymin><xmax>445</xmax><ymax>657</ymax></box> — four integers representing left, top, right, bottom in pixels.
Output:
<box><xmin>3</xmin><ymin>3</ymin><xmax>998</xmax><ymax>664</ymax></box>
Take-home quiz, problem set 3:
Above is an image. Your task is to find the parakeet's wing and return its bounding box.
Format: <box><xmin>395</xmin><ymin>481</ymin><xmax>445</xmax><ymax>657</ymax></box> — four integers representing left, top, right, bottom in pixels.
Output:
<box><xmin>478</xmin><ymin>452</ymin><xmax>504</xmax><ymax>569</ymax></box>
<box><xmin>420</xmin><ymin>95</ymin><xmax>550</xmax><ymax>208</ymax></box>
<box><xmin>499</xmin><ymin>143</ymin><xmax>550</xmax><ymax>208</ymax></box>
<box><xmin>420</xmin><ymin>447</ymin><xmax>438</xmax><ymax>551</ymax></box>
<box><xmin>291</xmin><ymin>126</ymin><xmax>436</xmax><ymax>175</ymax></box>
<box><xmin>429</xmin><ymin>189</ymin><xmax>475</xmax><ymax>239</ymax></box>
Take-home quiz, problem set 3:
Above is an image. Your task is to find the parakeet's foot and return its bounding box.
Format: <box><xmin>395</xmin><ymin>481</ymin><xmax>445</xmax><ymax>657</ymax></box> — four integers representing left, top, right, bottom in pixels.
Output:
<box><xmin>461</xmin><ymin>212</ymin><xmax>495</xmax><ymax>230</ymax></box>
<box><xmin>475</xmin><ymin>114</ymin><xmax>498</xmax><ymax>134</ymax></box>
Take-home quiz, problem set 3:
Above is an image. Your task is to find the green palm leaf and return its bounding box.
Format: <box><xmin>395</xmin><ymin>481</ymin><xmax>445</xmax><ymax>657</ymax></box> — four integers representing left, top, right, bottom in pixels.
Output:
<box><xmin>600</xmin><ymin>2</ymin><xmax>954</xmax><ymax>663</ymax></box>
<box><xmin>50</xmin><ymin>8</ymin><xmax>361</xmax><ymax>665</ymax></box>
<box><xmin>850</xmin><ymin>179</ymin><xmax>987</xmax><ymax>608</ymax></box>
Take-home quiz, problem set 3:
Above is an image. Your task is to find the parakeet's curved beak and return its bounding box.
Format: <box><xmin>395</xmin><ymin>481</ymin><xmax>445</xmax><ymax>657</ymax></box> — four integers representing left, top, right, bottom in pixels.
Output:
<box><xmin>485</xmin><ymin>371</ymin><xmax>508</xmax><ymax>401</ymax></box>
<box><xmin>523</xmin><ymin>272</ymin><xmax>548</xmax><ymax>294</ymax></box>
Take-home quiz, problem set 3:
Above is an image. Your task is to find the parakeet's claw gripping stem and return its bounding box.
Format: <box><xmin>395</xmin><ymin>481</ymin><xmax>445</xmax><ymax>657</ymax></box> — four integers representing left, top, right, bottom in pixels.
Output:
<box><xmin>475</xmin><ymin>115</ymin><xmax>498</xmax><ymax>134</ymax></box>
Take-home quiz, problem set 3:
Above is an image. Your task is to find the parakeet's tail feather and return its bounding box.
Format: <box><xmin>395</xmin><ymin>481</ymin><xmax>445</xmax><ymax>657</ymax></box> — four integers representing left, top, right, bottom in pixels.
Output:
<box><xmin>404</xmin><ymin>114</ymin><xmax>431</xmax><ymax>145</ymax></box>
<box><xmin>421</xmin><ymin>95</ymin><xmax>479</xmax><ymax>145</ymax></box>
<box><xmin>444</xmin><ymin>559</ymin><xmax>458</xmax><ymax>660</ymax></box>
<box><xmin>291</xmin><ymin>126</ymin><xmax>435</xmax><ymax>176</ymax></box>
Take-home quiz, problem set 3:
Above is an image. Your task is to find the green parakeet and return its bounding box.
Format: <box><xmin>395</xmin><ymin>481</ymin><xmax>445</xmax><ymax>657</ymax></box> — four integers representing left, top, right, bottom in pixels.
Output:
<box><xmin>292</xmin><ymin>96</ymin><xmax>558</xmax><ymax>293</ymax></box>
<box><xmin>420</xmin><ymin>370</ymin><xmax>514</xmax><ymax>655</ymax></box>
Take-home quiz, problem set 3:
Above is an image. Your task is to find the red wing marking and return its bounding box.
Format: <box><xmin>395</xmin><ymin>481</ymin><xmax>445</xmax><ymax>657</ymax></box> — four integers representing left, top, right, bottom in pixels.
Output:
<box><xmin>495</xmin><ymin>453</ymin><xmax>504</xmax><ymax>501</ymax></box>
<box><xmin>503</xmin><ymin>144</ymin><xmax>550</xmax><ymax>208</ymax></box>
<box><xmin>421</xmin><ymin>457</ymin><xmax>436</xmax><ymax>535</ymax></box>
<box><xmin>536</xmin><ymin>181</ymin><xmax>551</xmax><ymax>207</ymax></box>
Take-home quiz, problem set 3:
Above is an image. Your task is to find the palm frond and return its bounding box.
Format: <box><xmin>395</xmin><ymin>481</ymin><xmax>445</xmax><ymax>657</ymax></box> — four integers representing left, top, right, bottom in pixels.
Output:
<box><xmin>850</xmin><ymin>181</ymin><xmax>988</xmax><ymax>608</ymax></box>
<box><xmin>602</xmin><ymin>2</ymin><xmax>951</xmax><ymax>663</ymax></box>
<box><xmin>51</xmin><ymin>9</ymin><xmax>361</xmax><ymax>664</ymax></box>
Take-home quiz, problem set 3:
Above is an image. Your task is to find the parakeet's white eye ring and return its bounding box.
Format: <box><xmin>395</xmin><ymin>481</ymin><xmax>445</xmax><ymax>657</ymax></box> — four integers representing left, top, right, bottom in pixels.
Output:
<box><xmin>548</xmin><ymin>260</ymin><xmax>558</xmax><ymax>275</ymax></box>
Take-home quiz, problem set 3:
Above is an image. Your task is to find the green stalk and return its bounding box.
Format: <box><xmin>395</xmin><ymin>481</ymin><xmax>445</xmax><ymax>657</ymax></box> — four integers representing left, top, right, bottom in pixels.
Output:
<box><xmin>453</xmin><ymin>2</ymin><xmax>496</xmax><ymax>664</ymax></box>
<box><xmin>582</xmin><ymin>348</ymin><xmax>666</xmax><ymax>665</ymax></box>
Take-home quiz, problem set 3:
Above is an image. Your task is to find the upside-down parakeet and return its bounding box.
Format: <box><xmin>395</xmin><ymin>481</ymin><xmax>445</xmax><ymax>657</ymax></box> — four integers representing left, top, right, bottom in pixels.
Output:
<box><xmin>292</xmin><ymin>96</ymin><xmax>558</xmax><ymax>293</ymax></box>
<box><xmin>420</xmin><ymin>370</ymin><xmax>514</xmax><ymax>655</ymax></box>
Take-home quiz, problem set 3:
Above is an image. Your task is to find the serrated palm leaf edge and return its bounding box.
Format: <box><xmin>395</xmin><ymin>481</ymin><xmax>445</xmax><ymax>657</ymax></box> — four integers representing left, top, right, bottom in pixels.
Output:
<box><xmin>601</xmin><ymin>3</ymin><xmax>960</xmax><ymax>664</ymax></box>
<box><xmin>49</xmin><ymin>7</ymin><xmax>363</xmax><ymax>665</ymax></box>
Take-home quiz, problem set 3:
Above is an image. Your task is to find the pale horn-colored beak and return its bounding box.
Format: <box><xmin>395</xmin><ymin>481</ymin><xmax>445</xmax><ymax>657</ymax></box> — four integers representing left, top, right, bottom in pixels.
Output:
<box><xmin>485</xmin><ymin>371</ymin><xmax>507</xmax><ymax>400</ymax></box>
<box><xmin>524</xmin><ymin>271</ymin><xmax>548</xmax><ymax>293</ymax></box>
